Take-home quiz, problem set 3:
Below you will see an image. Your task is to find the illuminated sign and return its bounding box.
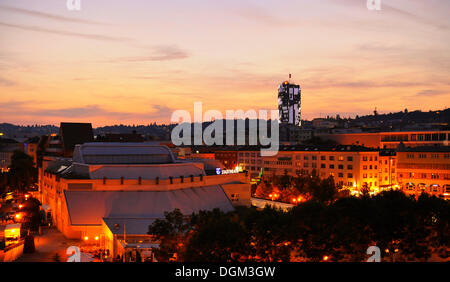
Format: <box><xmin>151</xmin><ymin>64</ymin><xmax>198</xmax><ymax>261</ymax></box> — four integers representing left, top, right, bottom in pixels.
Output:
<box><xmin>221</xmin><ymin>167</ymin><xmax>240</xmax><ymax>175</ymax></box>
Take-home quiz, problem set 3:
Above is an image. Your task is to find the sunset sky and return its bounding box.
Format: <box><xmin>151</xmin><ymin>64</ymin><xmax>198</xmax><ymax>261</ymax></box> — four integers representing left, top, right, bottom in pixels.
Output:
<box><xmin>0</xmin><ymin>0</ymin><xmax>449</xmax><ymax>127</ymax></box>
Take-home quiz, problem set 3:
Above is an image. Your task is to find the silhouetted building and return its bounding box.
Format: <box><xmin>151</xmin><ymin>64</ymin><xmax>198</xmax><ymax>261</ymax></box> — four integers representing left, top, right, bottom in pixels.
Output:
<box><xmin>43</xmin><ymin>122</ymin><xmax>94</xmax><ymax>157</ymax></box>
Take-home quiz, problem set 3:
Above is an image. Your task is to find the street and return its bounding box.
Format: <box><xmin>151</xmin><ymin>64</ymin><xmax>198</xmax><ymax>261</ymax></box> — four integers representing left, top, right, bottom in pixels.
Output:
<box><xmin>15</xmin><ymin>227</ymin><xmax>81</xmax><ymax>262</ymax></box>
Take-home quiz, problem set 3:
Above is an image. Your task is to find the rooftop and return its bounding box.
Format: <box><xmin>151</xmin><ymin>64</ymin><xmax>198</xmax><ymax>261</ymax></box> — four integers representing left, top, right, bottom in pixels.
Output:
<box><xmin>64</xmin><ymin>186</ymin><xmax>234</xmax><ymax>226</ymax></box>
<box><xmin>73</xmin><ymin>142</ymin><xmax>176</xmax><ymax>164</ymax></box>
<box><xmin>60</xmin><ymin>122</ymin><xmax>94</xmax><ymax>153</ymax></box>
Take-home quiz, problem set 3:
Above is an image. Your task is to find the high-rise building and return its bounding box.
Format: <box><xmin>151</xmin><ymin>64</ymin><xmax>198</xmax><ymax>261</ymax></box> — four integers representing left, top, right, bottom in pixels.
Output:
<box><xmin>278</xmin><ymin>80</ymin><xmax>301</xmax><ymax>126</ymax></box>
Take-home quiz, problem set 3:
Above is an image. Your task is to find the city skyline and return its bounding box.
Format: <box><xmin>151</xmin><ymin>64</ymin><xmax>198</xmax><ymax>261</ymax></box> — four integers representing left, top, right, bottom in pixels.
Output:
<box><xmin>0</xmin><ymin>0</ymin><xmax>449</xmax><ymax>127</ymax></box>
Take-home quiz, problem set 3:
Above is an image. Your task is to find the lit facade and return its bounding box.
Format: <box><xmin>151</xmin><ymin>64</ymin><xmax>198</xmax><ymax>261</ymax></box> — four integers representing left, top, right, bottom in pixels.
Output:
<box><xmin>237</xmin><ymin>146</ymin><xmax>390</xmax><ymax>191</ymax></box>
<box><xmin>397</xmin><ymin>147</ymin><xmax>450</xmax><ymax>198</ymax></box>
<box><xmin>38</xmin><ymin>143</ymin><xmax>251</xmax><ymax>258</ymax></box>
<box><xmin>317</xmin><ymin>130</ymin><xmax>450</xmax><ymax>149</ymax></box>
<box><xmin>278</xmin><ymin>81</ymin><xmax>301</xmax><ymax>126</ymax></box>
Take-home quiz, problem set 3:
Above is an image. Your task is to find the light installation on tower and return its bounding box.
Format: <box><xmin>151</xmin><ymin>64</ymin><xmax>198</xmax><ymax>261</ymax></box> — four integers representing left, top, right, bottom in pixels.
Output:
<box><xmin>278</xmin><ymin>76</ymin><xmax>301</xmax><ymax>126</ymax></box>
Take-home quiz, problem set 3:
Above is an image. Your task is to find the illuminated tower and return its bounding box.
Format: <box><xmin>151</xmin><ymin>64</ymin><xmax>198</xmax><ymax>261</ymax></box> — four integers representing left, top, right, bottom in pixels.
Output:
<box><xmin>278</xmin><ymin>79</ymin><xmax>301</xmax><ymax>126</ymax></box>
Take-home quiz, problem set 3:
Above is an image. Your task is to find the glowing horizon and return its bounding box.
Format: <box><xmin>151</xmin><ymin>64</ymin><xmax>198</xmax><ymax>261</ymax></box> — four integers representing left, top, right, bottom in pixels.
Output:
<box><xmin>0</xmin><ymin>0</ymin><xmax>449</xmax><ymax>127</ymax></box>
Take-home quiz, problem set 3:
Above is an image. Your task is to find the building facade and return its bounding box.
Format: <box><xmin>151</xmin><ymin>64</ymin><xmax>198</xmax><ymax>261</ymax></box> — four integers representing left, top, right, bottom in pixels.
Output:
<box><xmin>237</xmin><ymin>145</ymin><xmax>387</xmax><ymax>191</ymax></box>
<box><xmin>214</xmin><ymin>150</ymin><xmax>238</xmax><ymax>170</ymax></box>
<box><xmin>397</xmin><ymin>147</ymin><xmax>450</xmax><ymax>198</ymax></box>
<box><xmin>278</xmin><ymin>81</ymin><xmax>301</xmax><ymax>126</ymax></box>
<box><xmin>38</xmin><ymin>142</ymin><xmax>251</xmax><ymax>256</ymax></box>
<box><xmin>318</xmin><ymin>130</ymin><xmax>450</xmax><ymax>149</ymax></box>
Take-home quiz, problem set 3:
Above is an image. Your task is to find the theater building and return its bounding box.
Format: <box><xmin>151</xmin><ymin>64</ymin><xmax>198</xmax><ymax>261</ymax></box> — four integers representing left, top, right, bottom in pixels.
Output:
<box><xmin>38</xmin><ymin>143</ymin><xmax>250</xmax><ymax>259</ymax></box>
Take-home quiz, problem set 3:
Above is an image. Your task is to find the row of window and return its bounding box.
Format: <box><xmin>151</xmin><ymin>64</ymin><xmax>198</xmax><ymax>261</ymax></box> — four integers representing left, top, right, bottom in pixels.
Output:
<box><xmin>362</xmin><ymin>156</ymin><xmax>378</xmax><ymax>161</ymax></box>
<box><xmin>407</xmin><ymin>153</ymin><xmax>450</xmax><ymax>159</ymax></box>
<box><xmin>399</xmin><ymin>173</ymin><xmax>450</xmax><ymax>180</ymax></box>
<box><xmin>295</xmin><ymin>155</ymin><xmax>356</xmax><ymax>161</ymax></box>
<box><xmin>238</xmin><ymin>152</ymin><xmax>260</xmax><ymax>157</ymax></box>
<box><xmin>240</xmin><ymin>159</ymin><xmax>262</xmax><ymax>164</ymax></box>
<box><xmin>382</xmin><ymin>133</ymin><xmax>448</xmax><ymax>142</ymax></box>
<box><xmin>397</xmin><ymin>163</ymin><xmax>450</xmax><ymax>170</ymax></box>
<box><xmin>380</xmin><ymin>159</ymin><xmax>396</xmax><ymax>165</ymax></box>
<box><xmin>363</xmin><ymin>165</ymin><xmax>378</xmax><ymax>170</ymax></box>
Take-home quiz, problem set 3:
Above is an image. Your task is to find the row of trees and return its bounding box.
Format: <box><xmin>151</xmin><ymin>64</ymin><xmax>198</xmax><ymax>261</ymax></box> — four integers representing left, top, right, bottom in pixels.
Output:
<box><xmin>254</xmin><ymin>170</ymin><xmax>345</xmax><ymax>204</ymax></box>
<box><xmin>0</xmin><ymin>150</ymin><xmax>37</xmax><ymax>193</ymax></box>
<box><xmin>149</xmin><ymin>190</ymin><xmax>449</xmax><ymax>262</ymax></box>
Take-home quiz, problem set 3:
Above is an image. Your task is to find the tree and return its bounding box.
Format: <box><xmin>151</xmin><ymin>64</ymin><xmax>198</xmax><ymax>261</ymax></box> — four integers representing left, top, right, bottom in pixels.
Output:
<box><xmin>21</xmin><ymin>197</ymin><xmax>42</xmax><ymax>232</ymax></box>
<box><xmin>185</xmin><ymin>208</ymin><xmax>249</xmax><ymax>262</ymax></box>
<box><xmin>273</xmin><ymin>170</ymin><xmax>292</xmax><ymax>191</ymax></box>
<box><xmin>147</xmin><ymin>208</ymin><xmax>191</xmax><ymax>261</ymax></box>
<box><xmin>155</xmin><ymin>191</ymin><xmax>449</xmax><ymax>262</ymax></box>
<box><xmin>9</xmin><ymin>150</ymin><xmax>36</xmax><ymax>191</ymax></box>
<box><xmin>311</xmin><ymin>176</ymin><xmax>338</xmax><ymax>203</ymax></box>
<box><xmin>254</xmin><ymin>181</ymin><xmax>273</xmax><ymax>199</ymax></box>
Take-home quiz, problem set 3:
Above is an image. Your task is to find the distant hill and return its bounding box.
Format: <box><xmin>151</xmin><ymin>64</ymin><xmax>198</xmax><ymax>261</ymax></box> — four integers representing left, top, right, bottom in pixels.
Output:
<box><xmin>1</xmin><ymin>108</ymin><xmax>449</xmax><ymax>140</ymax></box>
<box><xmin>306</xmin><ymin>108</ymin><xmax>450</xmax><ymax>131</ymax></box>
<box><xmin>0</xmin><ymin>123</ymin><xmax>58</xmax><ymax>139</ymax></box>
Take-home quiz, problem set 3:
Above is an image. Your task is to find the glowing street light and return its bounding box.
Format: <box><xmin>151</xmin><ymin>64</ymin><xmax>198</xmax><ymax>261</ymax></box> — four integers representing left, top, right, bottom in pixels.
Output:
<box><xmin>269</xmin><ymin>193</ymin><xmax>279</xmax><ymax>201</ymax></box>
<box><xmin>84</xmin><ymin>236</ymin><xmax>89</xmax><ymax>241</ymax></box>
